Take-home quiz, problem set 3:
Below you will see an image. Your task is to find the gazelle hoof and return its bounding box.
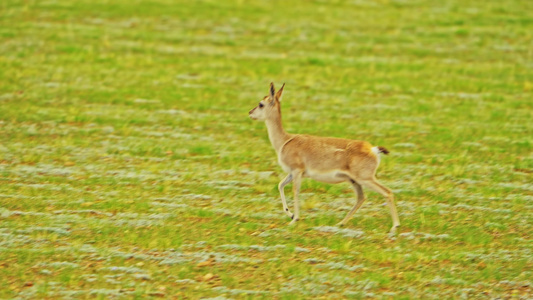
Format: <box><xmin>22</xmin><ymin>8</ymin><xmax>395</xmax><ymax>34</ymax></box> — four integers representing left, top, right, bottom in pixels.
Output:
<box><xmin>284</xmin><ymin>209</ymin><xmax>294</xmax><ymax>219</ymax></box>
<box><xmin>389</xmin><ymin>225</ymin><xmax>399</xmax><ymax>235</ymax></box>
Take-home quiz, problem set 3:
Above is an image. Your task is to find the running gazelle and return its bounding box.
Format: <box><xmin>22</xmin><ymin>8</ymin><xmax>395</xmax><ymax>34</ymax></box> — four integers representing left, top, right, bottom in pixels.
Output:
<box><xmin>249</xmin><ymin>83</ymin><xmax>400</xmax><ymax>234</ymax></box>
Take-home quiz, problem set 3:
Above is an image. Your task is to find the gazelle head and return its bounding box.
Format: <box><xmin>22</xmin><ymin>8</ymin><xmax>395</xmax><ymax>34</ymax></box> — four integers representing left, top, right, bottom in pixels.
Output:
<box><xmin>249</xmin><ymin>82</ymin><xmax>285</xmax><ymax>121</ymax></box>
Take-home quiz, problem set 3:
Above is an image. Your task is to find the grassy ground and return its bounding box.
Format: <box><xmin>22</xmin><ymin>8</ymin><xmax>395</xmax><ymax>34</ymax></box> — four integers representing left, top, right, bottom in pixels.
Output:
<box><xmin>1</xmin><ymin>0</ymin><xmax>532</xmax><ymax>298</ymax></box>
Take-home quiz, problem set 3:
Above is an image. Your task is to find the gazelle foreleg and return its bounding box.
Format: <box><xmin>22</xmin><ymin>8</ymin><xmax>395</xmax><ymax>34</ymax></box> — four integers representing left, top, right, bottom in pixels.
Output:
<box><xmin>278</xmin><ymin>173</ymin><xmax>294</xmax><ymax>218</ymax></box>
<box><xmin>288</xmin><ymin>170</ymin><xmax>303</xmax><ymax>225</ymax></box>
<box><xmin>337</xmin><ymin>179</ymin><xmax>366</xmax><ymax>227</ymax></box>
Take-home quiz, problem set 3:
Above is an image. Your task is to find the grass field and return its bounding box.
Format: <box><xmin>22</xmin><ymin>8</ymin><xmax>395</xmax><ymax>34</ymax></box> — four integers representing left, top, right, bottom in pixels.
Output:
<box><xmin>1</xmin><ymin>0</ymin><xmax>532</xmax><ymax>298</ymax></box>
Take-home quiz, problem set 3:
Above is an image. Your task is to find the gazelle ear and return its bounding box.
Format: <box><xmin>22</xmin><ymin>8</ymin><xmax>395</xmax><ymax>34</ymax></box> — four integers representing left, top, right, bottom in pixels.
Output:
<box><xmin>275</xmin><ymin>83</ymin><xmax>285</xmax><ymax>102</ymax></box>
<box><xmin>269</xmin><ymin>82</ymin><xmax>276</xmax><ymax>100</ymax></box>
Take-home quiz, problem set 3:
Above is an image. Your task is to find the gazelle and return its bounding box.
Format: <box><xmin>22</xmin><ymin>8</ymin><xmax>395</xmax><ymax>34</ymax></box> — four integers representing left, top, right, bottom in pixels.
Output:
<box><xmin>249</xmin><ymin>83</ymin><xmax>400</xmax><ymax>234</ymax></box>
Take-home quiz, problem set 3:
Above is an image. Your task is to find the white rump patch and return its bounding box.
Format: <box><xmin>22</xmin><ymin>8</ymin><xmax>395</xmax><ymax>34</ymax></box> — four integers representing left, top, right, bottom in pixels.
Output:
<box><xmin>371</xmin><ymin>146</ymin><xmax>381</xmax><ymax>165</ymax></box>
<box><xmin>371</xmin><ymin>146</ymin><xmax>380</xmax><ymax>155</ymax></box>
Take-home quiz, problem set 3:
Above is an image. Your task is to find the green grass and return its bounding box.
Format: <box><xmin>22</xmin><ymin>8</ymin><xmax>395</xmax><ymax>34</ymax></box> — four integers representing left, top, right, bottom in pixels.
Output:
<box><xmin>1</xmin><ymin>0</ymin><xmax>532</xmax><ymax>298</ymax></box>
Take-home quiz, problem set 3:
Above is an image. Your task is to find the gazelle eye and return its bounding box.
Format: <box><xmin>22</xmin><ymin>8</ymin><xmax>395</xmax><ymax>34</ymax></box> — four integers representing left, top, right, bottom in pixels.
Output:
<box><xmin>259</xmin><ymin>103</ymin><xmax>264</xmax><ymax>108</ymax></box>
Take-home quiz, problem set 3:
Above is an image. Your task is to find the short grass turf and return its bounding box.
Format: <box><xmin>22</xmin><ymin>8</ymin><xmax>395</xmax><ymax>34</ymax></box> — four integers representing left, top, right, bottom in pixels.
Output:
<box><xmin>1</xmin><ymin>0</ymin><xmax>532</xmax><ymax>298</ymax></box>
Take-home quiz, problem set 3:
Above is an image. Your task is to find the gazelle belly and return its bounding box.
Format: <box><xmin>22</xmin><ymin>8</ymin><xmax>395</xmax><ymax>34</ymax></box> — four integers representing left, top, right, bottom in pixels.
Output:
<box><xmin>305</xmin><ymin>169</ymin><xmax>345</xmax><ymax>184</ymax></box>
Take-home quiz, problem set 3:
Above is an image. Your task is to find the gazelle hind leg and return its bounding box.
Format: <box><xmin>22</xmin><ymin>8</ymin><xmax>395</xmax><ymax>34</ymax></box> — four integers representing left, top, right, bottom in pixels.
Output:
<box><xmin>278</xmin><ymin>173</ymin><xmax>294</xmax><ymax>218</ymax></box>
<box><xmin>360</xmin><ymin>178</ymin><xmax>400</xmax><ymax>234</ymax></box>
<box><xmin>288</xmin><ymin>170</ymin><xmax>303</xmax><ymax>225</ymax></box>
<box><xmin>337</xmin><ymin>179</ymin><xmax>366</xmax><ymax>227</ymax></box>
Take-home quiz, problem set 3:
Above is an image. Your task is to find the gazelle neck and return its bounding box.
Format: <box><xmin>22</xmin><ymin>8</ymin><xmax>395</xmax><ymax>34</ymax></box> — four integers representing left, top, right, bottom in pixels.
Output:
<box><xmin>265</xmin><ymin>112</ymin><xmax>291</xmax><ymax>154</ymax></box>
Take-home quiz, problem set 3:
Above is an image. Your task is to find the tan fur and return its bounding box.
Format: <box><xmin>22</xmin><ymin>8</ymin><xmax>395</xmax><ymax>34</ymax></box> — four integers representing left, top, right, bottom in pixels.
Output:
<box><xmin>249</xmin><ymin>83</ymin><xmax>400</xmax><ymax>234</ymax></box>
